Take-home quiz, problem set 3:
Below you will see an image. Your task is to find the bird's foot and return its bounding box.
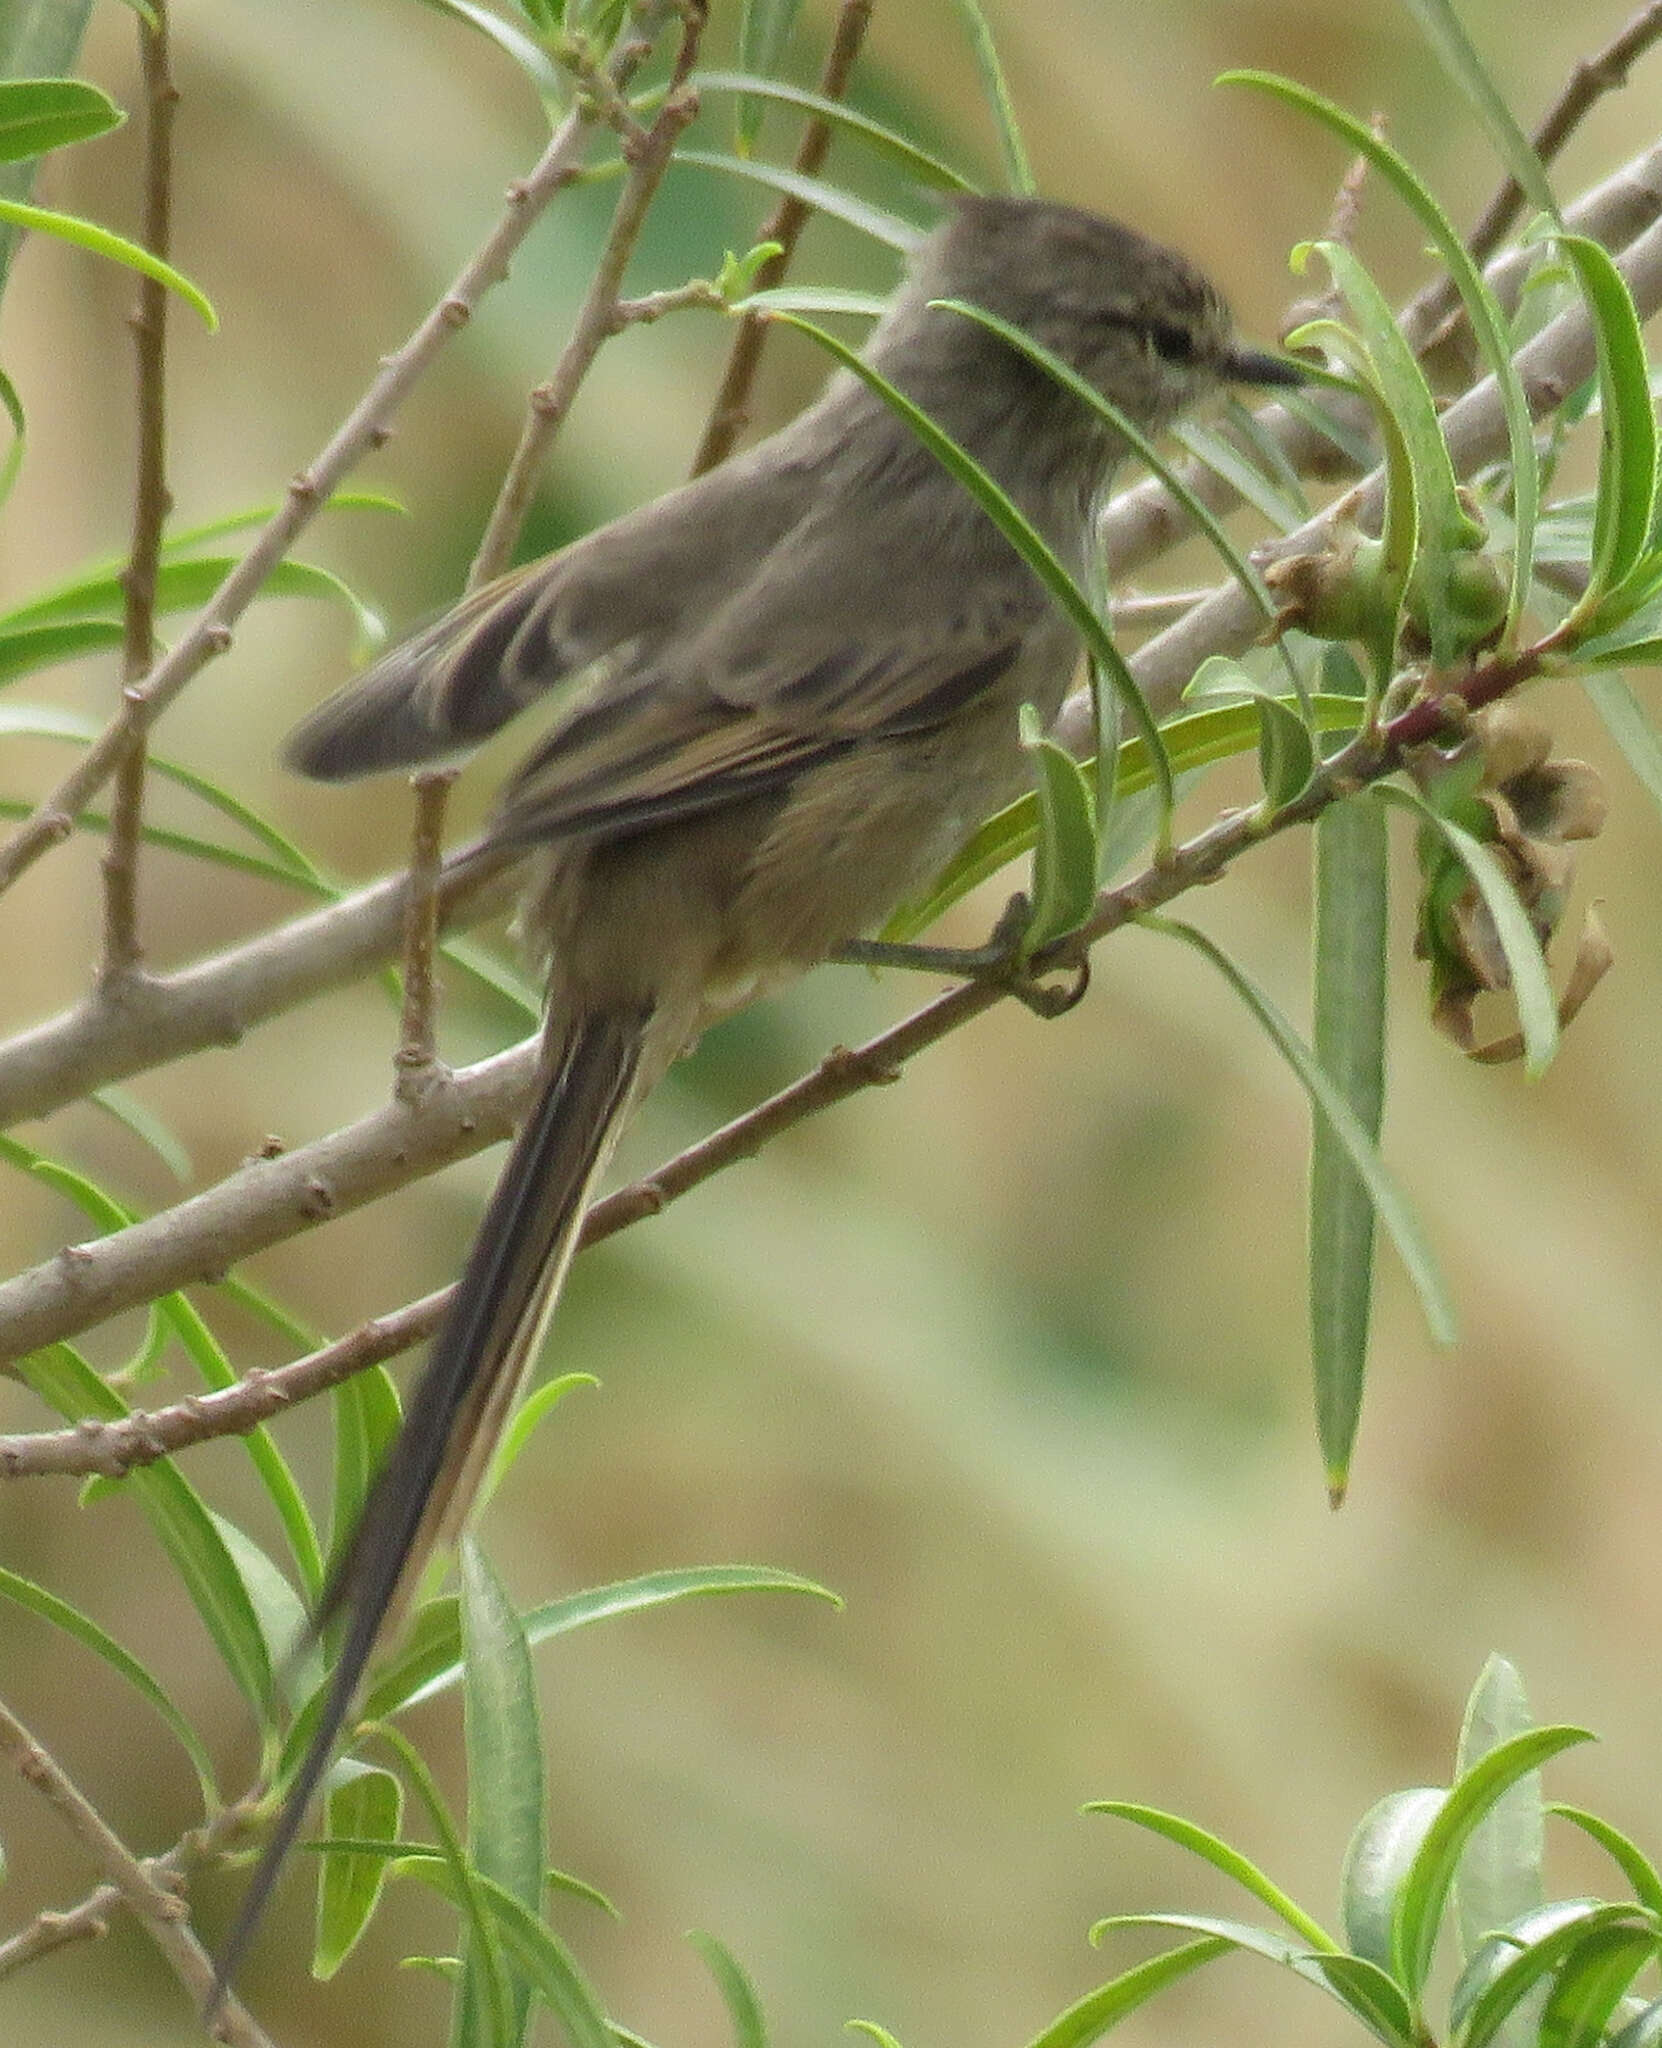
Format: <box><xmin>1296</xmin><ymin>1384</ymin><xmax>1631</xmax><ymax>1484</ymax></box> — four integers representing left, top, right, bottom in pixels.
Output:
<box><xmin>835</xmin><ymin>893</ymin><xmax>1090</xmax><ymax>1018</ymax></box>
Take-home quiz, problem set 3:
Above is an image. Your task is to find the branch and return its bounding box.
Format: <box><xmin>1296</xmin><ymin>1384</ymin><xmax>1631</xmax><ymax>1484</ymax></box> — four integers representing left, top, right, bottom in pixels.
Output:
<box><xmin>689</xmin><ymin>0</ymin><xmax>876</xmax><ymax>474</ymax></box>
<box><xmin>0</xmin><ymin>1</ymin><xmax>677</xmax><ymax>903</ymax></box>
<box><xmin>103</xmin><ymin>0</ymin><xmax>179</xmax><ymax>986</ymax></box>
<box><xmin>468</xmin><ymin>1</ymin><xmax>708</xmax><ymax>585</ymax></box>
<box><xmin>0</xmin><ymin>1699</ymin><xmax>272</xmax><ymax>2045</ymax></box>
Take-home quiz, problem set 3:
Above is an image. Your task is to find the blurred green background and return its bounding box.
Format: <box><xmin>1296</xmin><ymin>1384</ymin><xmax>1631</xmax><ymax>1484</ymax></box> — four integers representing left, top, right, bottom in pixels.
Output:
<box><xmin>3</xmin><ymin>1</ymin><xmax>1662</xmax><ymax>2042</ymax></box>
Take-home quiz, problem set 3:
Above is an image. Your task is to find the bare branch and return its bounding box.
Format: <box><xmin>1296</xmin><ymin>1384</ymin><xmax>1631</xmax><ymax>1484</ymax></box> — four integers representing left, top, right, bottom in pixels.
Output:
<box><xmin>103</xmin><ymin>0</ymin><xmax>180</xmax><ymax>986</ymax></box>
<box><xmin>690</xmin><ymin>0</ymin><xmax>876</xmax><ymax>474</ymax></box>
<box><xmin>393</xmin><ymin>772</ymin><xmax>458</xmax><ymax>1104</ymax></box>
<box><xmin>0</xmin><ymin>1698</ymin><xmax>273</xmax><ymax>2045</ymax></box>
<box><xmin>469</xmin><ymin>2</ymin><xmax>709</xmax><ymax>584</ymax></box>
<box><xmin>0</xmin><ymin>2</ymin><xmax>678</xmax><ymax>903</ymax></box>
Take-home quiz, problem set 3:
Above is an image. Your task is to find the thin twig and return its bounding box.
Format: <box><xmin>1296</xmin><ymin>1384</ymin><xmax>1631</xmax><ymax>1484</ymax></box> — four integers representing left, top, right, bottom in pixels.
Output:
<box><xmin>0</xmin><ymin>1797</ymin><xmax>261</xmax><ymax>1982</ymax></box>
<box><xmin>103</xmin><ymin>0</ymin><xmax>179</xmax><ymax>988</ymax></box>
<box><xmin>0</xmin><ymin>1699</ymin><xmax>273</xmax><ymax>2045</ymax></box>
<box><xmin>0</xmin><ymin>2</ymin><xmax>676</xmax><ymax>904</ymax></box>
<box><xmin>689</xmin><ymin>0</ymin><xmax>875</xmax><ymax>474</ymax></box>
<box><xmin>1417</xmin><ymin>0</ymin><xmax>1662</xmax><ymax>342</ymax></box>
<box><xmin>469</xmin><ymin>2</ymin><xmax>708</xmax><ymax>587</ymax></box>
<box><xmin>393</xmin><ymin>770</ymin><xmax>457</xmax><ymax>1101</ymax></box>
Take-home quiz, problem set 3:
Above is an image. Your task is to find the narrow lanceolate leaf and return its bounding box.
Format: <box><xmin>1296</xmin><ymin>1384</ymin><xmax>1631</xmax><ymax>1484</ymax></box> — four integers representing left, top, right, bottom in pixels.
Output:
<box><xmin>1221</xmin><ymin>71</ymin><xmax>1538</xmax><ymax>639</ymax></box>
<box><xmin>1555</xmin><ymin>236</ymin><xmax>1659</xmax><ymax>627</ymax></box>
<box><xmin>1342</xmin><ymin>1787</ymin><xmax>1446</xmax><ymax>1974</ymax></box>
<box><xmin>456</xmin><ymin>1541</ymin><xmax>546</xmax><ymax>2048</ymax></box>
<box><xmin>0</xmin><ymin>193</ymin><xmax>215</xmax><ymax>326</ymax></box>
<box><xmin>1085</xmin><ymin>1801</ymin><xmax>1338</xmax><ymax>1950</ymax></box>
<box><xmin>328</xmin><ymin>1363</ymin><xmax>403</xmax><ymax>1591</ymax></box>
<box><xmin>734</xmin><ymin>0</ymin><xmax>805</xmax><ymax>154</ymax></box>
<box><xmin>0</xmin><ymin>77</ymin><xmax>122</xmax><ymax>161</ymax></box>
<box><xmin>1454</xmin><ymin>1905</ymin><xmax>1648</xmax><ymax>2048</ymax></box>
<box><xmin>1536</xmin><ymin>1922</ymin><xmax>1660</xmax><ymax>2048</ymax></box>
<box><xmin>673</xmin><ymin>151</ymin><xmax>921</xmax><ymax>252</ymax></box>
<box><xmin>1019</xmin><ymin>1940</ymin><xmax>1231</xmax><ymax>2048</ymax></box>
<box><xmin>1393</xmin><ymin>1725</ymin><xmax>1597</xmax><ymax>2000</ymax></box>
<box><xmin>1580</xmin><ymin>667</ymin><xmax>1662</xmax><ymax>819</ymax></box>
<box><xmin>418</xmin><ymin>0</ymin><xmax>565</xmax><ymax>102</ymax></box>
<box><xmin>1139</xmin><ymin>916</ymin><xmax>1456</xmax><ymax>1347</ymax></box>
<box><xmin>946</xmin><ymin>0</ymin><xmax>1033</xmax><ymax>192</ymax></box>
<box><xmin>17</xmin><ymin>1344</ymin><xmax>275</xmax><ymax>1722</ymax></box>
<box><xmin>1309</xmin><ymin>795</ymin><xmax>1388</xmax><ymax>1497</ymax></box>
<box><xmin>772</xmin><ymin>310</ymin><xmax>1175</xmax><ymax>835</ymax></box>
<box><xmin>313</xmin><ymin>1763</ymin><xmax>403</xmax><ymax>1979</ymax></box>
<box><xmin>1454</xmin><ymin>1658</ymin><xmax>1545</xmax><ymax>1968</ymax></box>
<box><xmin>366</xmin><ymin>1565</ymin><xmax>841</xmax><ymax>1719</ymax></box>
<box><xmin>688</xmin><ymin>1930</ymin><xmax>768</xmax><ymax>2048</ymax></box>
<box><xmin>1546</xmin><ymin>1806</ymin><xmax>1662</xmax><ymax>1916</ymax></box>
<box><xmin>1019</xmin><ymin>704</ymin><xmax>1098</xmax><ymax>952</ymax></box>
<box><xmin>1376</xmin><ymin>784</ymin><xmax>1559</xmax><ymax>1076</ymax></box>
<box><xmin>0</xmin><ymin>618</ymin><xmax>123</xmax><ymax>683</ymax></box>
<box><xmin>0</xmin><ymin>1563</ymin><xmax>218</xmax><ymax>1798</ymax></box>
<box><xmin>1394</xmin><ymin>0</ymin><xmax>1559</xmax><ymax>223</ymax></box>
<box><xmin>1258</xmin><ymin>692</ymin><xmax>1314</xmax><ymax>808</ymax></box>
<box><xmin>696</xmin><ymin>73</ymin><xmax>976</xmax><ymax>191</ymax></box>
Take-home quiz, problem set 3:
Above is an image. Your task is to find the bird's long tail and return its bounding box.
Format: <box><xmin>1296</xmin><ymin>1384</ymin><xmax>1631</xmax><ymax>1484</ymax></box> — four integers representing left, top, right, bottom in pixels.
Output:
<box><xmin>212</xmin><ymin>1007</ymin><xmax>649</xmax><ymax>2009</ymax></box>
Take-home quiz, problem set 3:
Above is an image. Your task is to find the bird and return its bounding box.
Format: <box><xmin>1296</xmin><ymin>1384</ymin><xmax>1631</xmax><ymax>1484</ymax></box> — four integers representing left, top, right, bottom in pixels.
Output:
<box><xmin>213</xmin><ymin>193</ymin><xmax>1302</xmax><ymax>2000</ymax></box>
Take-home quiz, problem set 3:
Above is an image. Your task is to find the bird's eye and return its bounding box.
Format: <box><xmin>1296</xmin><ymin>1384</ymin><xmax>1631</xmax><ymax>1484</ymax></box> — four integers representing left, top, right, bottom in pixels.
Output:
<box><xmin>1145</xmin><ymin>321</ymin><xmax>1197</xmax><ymax>365</ymax></box>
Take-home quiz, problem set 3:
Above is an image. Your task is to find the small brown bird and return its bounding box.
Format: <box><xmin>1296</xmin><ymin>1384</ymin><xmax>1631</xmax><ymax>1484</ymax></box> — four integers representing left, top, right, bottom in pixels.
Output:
<box><xmin>215</xmin><ymin>194</ymin><xmax>1300</xmax><ymax>1996</ymax></box>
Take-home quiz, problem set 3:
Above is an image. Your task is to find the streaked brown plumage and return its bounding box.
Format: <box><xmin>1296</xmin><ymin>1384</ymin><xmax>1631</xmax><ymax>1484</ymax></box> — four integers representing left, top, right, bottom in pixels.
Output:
<box><xmin>213</xmin><ymin>195</ymin><xmax>1300</xmax><ymax>2003</ymax></box>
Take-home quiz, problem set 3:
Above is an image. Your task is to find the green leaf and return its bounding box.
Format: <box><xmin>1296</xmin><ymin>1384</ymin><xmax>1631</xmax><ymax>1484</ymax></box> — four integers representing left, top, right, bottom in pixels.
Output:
<box><xmin>1019</xmin><ymin>1940</ymin><xmax>1232</xmax><ymax>2048</ymax></box>
<box><xmin>945</xmin><ymin>0</ymin><xmax>1032</xmax><ymax>193</ymax></box>
<box><xmin>673</xmin><ymin>151</ymin><xmax>921</xmax><ymax>252</ymax></box>
<box><xmin>455</xmin><ymin>1541</ymin><xmax>545</xmax><ymax>2048</ymax></box>
<box><xmin>0</xmin><ymin>618</ymin><xmax>123</xmax><ymax>684</ymax></box>
<box><xmin>1342</xmin><ymin>1787</ymin><xmax>1446</xmax><ymax>1974</ymax></box>
<box><xmin>1084</xmin><ymin>1801</ymin><xmax>1337</xmax><ymax>1950</ymax></box>
<box><xmin>366</xmin><ymin>1565</ymin><xmax>840</xmax><ymax>1719</ymax></box>
<box><xmin>1258</xmin><ymin>692</ymin><xmax>1314</xmax><ymax>808</ymax></box>
<box><xmin>1019</xmin><ymin>705</ymin><xmax>1098</xmax><ymax>953</ymax></box>
<box><xmin>0</xmin><ymin>361</ymin><xmax>23</xmax><ymax>508</ymax></box>
<box><xmin>771</xmin><ymin>309</ymin><xmax>1176</xmax><ymax>845</ymax></box>
<box><xmin>17</xmin><ymin>1345</ymin><xmax>276</xmax><ymax>1722</ymax></box>
<box><xmin>1455</xmin><ymin>1658</ymin><xmax>1545</xmax><ymax>1967</ymax></box>
<box><xmin>1393</xmin><ymin>1725</ymin><xmax>1597</xmax><ymax>1999</ymax></box>
<box><xmin>1309</xmin><ymin>794</ymin><xmax>1388</xmax><ymax>1494</ymax></box>
<box><xmin>477</xmin><ymin>1370</ymin><xmax>596</xmax><ymax>1512</ymax></box>
<box><xmin>1089</xmin><ymin>1912</ymin><xmax>1415</xmax><ymax>2047</ymax></box>
<box><xmin>0</xmin><ymin>553</ymin><xmax>382</xmax><ymax>654</ymax></box>
<box><xmin>313</xmin><ymin>1763</ymin><xmax>403</xmax><ymax>1979</ymax></box>
<box><xmin>0</xmin><ymin>6</ymin><xmax>97</xmax><ymax>306</ymax></box>
<box><xmin>1378</xmin><ymin>783</ymin><xmax>1560</xmax><ymax>1076</ymax></box>
<box><xmin>1555</xmin><ymin>235</ymin><xmax>1659</xmax><ymax>627</ymax></box>
<box><xmin>730</xmin><ymin>284</ymin><xmax>888</xmax><ymax>320</ymax></box>
<box><xmin>0</xmin><ymin>191</ymin><xmax>215</xmax><ymax>326</ymax></box>
<box><xmin>368</xmin><ymin>1723</ymin><xmax>515</xmax><ymax>2048</ymax></box>
<box><xmin>0</xmin><ymin>1562</ymin><xmax>218</xmax><ymax>1799</ymax></box>
<box><xmin>1537</xmin><ymin>1922</ymin><xmax>1659</xmax><ymax>2048</ymax></box>
<box><xmin>695</xmin><ymin>71</ymin><xmax>976</xmax><ymax>191</ymax></box>
<box><xmin>1393</xmin><ymin>1</ymin><xmax>1559</xmax><ymax>223</ymax></box>
<box><xmin>0</xmin><ymin>76</ymin><xmax>122</xmax><ymax>161</ymax></box>
<box><xmin>1173</xmin><ymin>418</ymin><xmax>1308</xmax><ymax>533</ymax></box>
<box><xmin>884</xmin><ymin>696</ymin><xmax>1366</xmax><ymax>945</ymax></box>
<box><xmin>734</xmin><ymin>0</ymin><xmax>805</xmax><ymax>154</ymax></box>
<box><xmin>1223</xmin><ymin>71</ymin><xmax>1538</xmax><ymax>641</ymax></box>
<box><xmin>329</xmin><ymin>1364</ymin><xmax>403</xmax><ymax>1590</ymax></box>
<box><xmin>1139</xmin><ymin>915</ymin><xmax>1456</xmax><ymax>1346</ymax></box>
<box><xmin>688</xmin><ymin>1930</ymin><xmax>768</xmax><ymax>2048</ymax></box>
<box><xmin>1454</xmin><ymin>1904</ymin><xmax>1643</xmax><ymax>2048</ymax></box>
<box><xmin>418</xmin><ymin>0</ymin><xmax>565</xmax><ymax>101</ymax></box>
<box><xmin>1546</xmin><ymin>1807</ymin><xmax>1662</xmax><ymax>1916</ymax></box>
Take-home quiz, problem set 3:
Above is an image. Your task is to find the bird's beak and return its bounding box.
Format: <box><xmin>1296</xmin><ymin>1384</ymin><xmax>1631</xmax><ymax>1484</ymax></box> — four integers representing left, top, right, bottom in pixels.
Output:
<box><xmin>1220</xmin><ymin>344</ymin><xmax>1307</xmax><ymax>387</ymax></box>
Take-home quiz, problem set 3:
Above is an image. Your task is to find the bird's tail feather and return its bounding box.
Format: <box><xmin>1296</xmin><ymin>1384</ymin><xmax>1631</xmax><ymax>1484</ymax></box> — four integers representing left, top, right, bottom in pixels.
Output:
<box><xmin>210</xmin><ymin>1007</ymin><xmax>648</xmax><ymax>2012</ymax></box>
